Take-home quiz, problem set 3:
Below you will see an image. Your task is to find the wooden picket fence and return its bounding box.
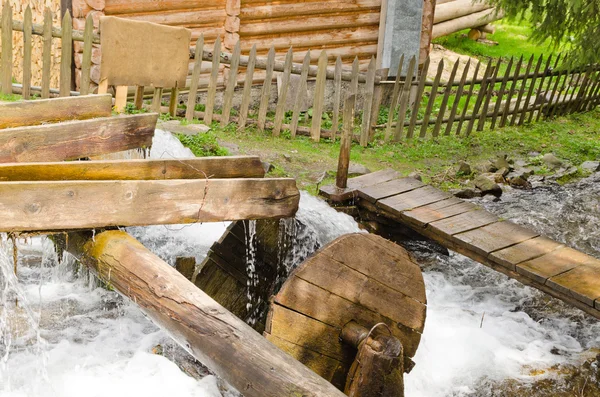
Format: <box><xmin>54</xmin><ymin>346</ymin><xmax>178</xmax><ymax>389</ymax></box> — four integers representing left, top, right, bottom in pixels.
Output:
<box><xmin>2</xmin><ymin>6</ymin><xmax>600</xmax><ymax>147</ymax></box>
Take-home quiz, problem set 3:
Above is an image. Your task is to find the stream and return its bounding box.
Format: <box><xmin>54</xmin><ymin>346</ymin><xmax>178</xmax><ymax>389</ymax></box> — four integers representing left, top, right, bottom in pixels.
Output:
<box><xmin>1</xmin><ymin>130</ymin><xmax>599</xmax><ymax>396</ymax></box>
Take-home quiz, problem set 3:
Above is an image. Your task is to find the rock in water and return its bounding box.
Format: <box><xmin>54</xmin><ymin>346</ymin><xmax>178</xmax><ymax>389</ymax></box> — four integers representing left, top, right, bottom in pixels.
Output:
<box><xmin>474</xmin><ymin>175</ymin><xmax>502</xmax><ymax>198</ymax></box>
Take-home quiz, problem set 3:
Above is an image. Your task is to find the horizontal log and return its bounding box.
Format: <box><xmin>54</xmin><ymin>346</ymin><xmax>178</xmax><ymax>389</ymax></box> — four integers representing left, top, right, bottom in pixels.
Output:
<box><xmin>0</xmin><ymin>178</ymin><xmax>299</xmax><ymax>232</ymax></box>
<box><xmin>104</xmin><ymin>0</ymin><xmax>225</xmax><ymax>15</ymax></box>
<box><xmin>0</xmin><ymin>156</ymin><xmax>266</xmax><ymax>181</ymax></box>
<box><xmin>69</xmin><ymin>230</ymin><xmax>345</xmax><ymax>397</ymax></box>
<box><xmin>0</xmin><ymin>114</ymin><xmax>157</xmax><ymax>163</ymax></box>
<box><xmin>11</xmin><ymin>83</ymin><xmax>79</xmax><ymax>98</ymax></box>
<box><xmin>119</xmin><ymin>9</ymin><xmax>227</xmax><ymax>26</ymax></box>
<box><xmin>239</xmin><ymin>11</ymin><xmax>380</xmax><ymax>36</ymax></box>
<box><xmin>0</xmin><ymin>95</ymin><xmax>112</xmax><ymax>129</ymax></box>
<box><xmin>11</xmin><ymin>19</ymin><xmax>100</xmax><ymax>44</ymax></box>
<box><xmin>434</xmin><ymin>0</ymin><xmax>492</xmax><ymax>24</ymax></box>
<box><xmin>432</xmin><ymin>8</ymin><xmax>505</xmax><ymax>39</ymax></box>
<box><xmin>477</xmin><ymin>23</ymin><xmax>496</xmax><ymax>34</ymax></box>
<box><xmin>241</xmin><ymin>0</ymin><xmax>380</xmax><ymax>20</ymax></box>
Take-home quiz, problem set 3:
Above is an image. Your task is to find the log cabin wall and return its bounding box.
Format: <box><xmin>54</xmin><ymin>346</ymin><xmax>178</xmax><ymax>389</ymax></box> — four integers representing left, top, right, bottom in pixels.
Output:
<box><xmin>0</xmin><ymin>0</ymin><xmax>62</xmax><ymax>88</ymax></box>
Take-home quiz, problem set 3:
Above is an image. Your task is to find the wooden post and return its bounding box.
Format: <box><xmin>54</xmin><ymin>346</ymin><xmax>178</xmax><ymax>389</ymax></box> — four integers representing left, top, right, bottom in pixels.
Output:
<box><xmin>432</xmin><ymin>58</ymin><xmax>459</xmax><ymax>137</ymax></box>
<box><xmin>60</xmin><ymin>11</ymin><xmax>73</xmax><ymax>97</ymax></box>
<box><xmin>134</xmin><ymin>86</ymin><xmax>144</xmax><ymax>109</ymax></box>
<box><xmin>221</xmin><ymin>41</ymin><xmax>241</xmax><ymax>127</ymax></box>
<box><xmin>290</xmin><ymin>51</ymin><xmax>310</xmax><ymax>138</ymax></box>
<box><xmin>80</xmin><ymin>14</ymin><xmax>94</xmax><ymax>96</ymax></box>
<box><xmin>272</xmin><ymin>47</ymin><xmax>293</xmax><ymax>136</ymax></box>
<box><xmin>114</xmin><ymin>86</ymin><xmax>128</xmax><ymax>112</ymax></box>
<box><xmin>420</xmin><ymin>59</ymin><xmax>445</xmax><ymax>138</ymax></box>
<box><xmin>169</xmin><ymin>85</ymin><xmax>179</xmax><ymax>117</ymax></box>
<box><xmin>444</xmin><ymin>59</ymin><xmax>471</xmax><ymax>136</ymax></box>
<box><xmin>69</xmin><ymin>230</ymin><xmax>346</xmax><ymax>397</ymax></box>
<box><xmin>0</xmin><ymin>1</ymin><xmax>13</xmax><ymax>95</ymax></box>
<box><xmin>456</xmin><ymin>61</ymin><xmax>481</xmax><ymax>135</ymax></box>
<box><xmin>257</xmin><ymin>46</ymin><xmax>275</xmax><ymax>132</ymax></box>
<box><xmin>22</xmin><ymin>6</ymin><xmax>32</xmax><ymax>99</ymax></box>
<box><xmin>359</xmin><ymin>56</ymin><xmax>376</xmax><ymax>147</ymax></box>
<box><xmin>238</xmin><ymin>45</ymin><xmax>257</xmax><ymax>129</ymax></box>
<box><xmin>393</xmin><ymin>57</ymin><xmax>416</xmax><ymax>141</ymax></box>
<box><xmin>310</xmin><ymin>50</ymin><xmax>328</xmax><ymax>142</ymax></box>
<box><xmin>152</xmin><ymin>87</ymin><xmax>163</xmax><ymax>113</ymax></box>
<box><xmin>186</xmin><ymin>35</ymin><xmax>204</xmax><ymax>121</ymax></box>
<box><xmin>331</xmin><ymin>56</ymin><xmax>343</xmax><ymax>140</ymax></box>
<box><xmin>41</xmin><ymin>8</ymin><xmax>53</xmax><ymax>99</ymax></box>
<box><xmin>407</xmin><ymin>57</ymin><xmax>430</xmax><ymax>138</ymax></box>
<box><xmin>204</xmin><ymin>37</ymin><xmax>222</xmax><ymax>125</ymax></box>
<box><xmin>385</xmin><ymin>55</ymin><xmax>404</xmax><ymax>140</ymax></box>
<box><xmin>336</xmin><ymin>95</ymin><xmax>356</xmax><ymax>189</ymax></box>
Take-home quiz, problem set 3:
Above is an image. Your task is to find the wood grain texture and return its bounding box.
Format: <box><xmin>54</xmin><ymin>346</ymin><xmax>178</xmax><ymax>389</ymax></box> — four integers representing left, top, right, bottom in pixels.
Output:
<box><xmin>0</xmin><ymin>95</ymin><xmax>112</xmax><ymax>129</ymax></box>
<box><xmin>72</xmin><ymin>230</ymin><xmax>345</xmax><ymax>397</ymax></box>
<box><xmin>453</xmin><ymin>220</ymin><xmax>539</xmax><ymax>257</ymax></box>
<box><xmin>0</xmin><ymin>113</ymin><xmax>157</xmax><ymax>163</ymax></box>
<box><xmin>358</xmin><ymin>177</ymin><xmax>424</xmax><ymax>203</ymax></box>
<box><xmin>516</xmin><ymin>246</ymin><xmax>595</xmax><ymax>284</ymax></box>
<box><xmin>0</xmin><ymin>156</ymin><xmax>265</xmax><ymax>181</ymax></box>
<box><xmin>490</xmin><ymin>236</ymin><xmax>563</xmax><ymax>271</ymax></box>
<box><xmin>0</xmin><ymin>177</ymin><xmax>299</xmax><ymax>232</ymax></box>
<box><xmin>378</xmin><ymin>185</ymin><xmax>451</xmax><ymax>214</ymax></box>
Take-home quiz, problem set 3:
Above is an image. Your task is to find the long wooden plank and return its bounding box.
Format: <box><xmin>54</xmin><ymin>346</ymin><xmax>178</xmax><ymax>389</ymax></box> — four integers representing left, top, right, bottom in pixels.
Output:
<box><xmin>546</xmin><ymin>263</ymin><xmax>600</xmax><ymax>307</ymax></box>
<box><xmin>490</xmin><ymin>236</ymin><xmax>563</xmax><ymax>271</ymax></box>
<box><xmin>0</xmin><ymin>114</ymin><xmax>157</xmax><ymax>163</ymax></box>
<box><xmin>453</xmin><ymin>221</ymin><xmax>539</xmax><ymax>257</ymax></box>
<box><xmin>516</xmin><ymin>246</ymin><xmax>595</xmax><ymax>284</ymax></box>
<box><xmin>358</xmin><ymin>177</ymin><xmax>424</xmax><ymax>203</ymax></box>
<box><xmin>0</xmin><ymin>178</ymin><xmax>299</xmax><ymax>232</ymax></box>
<box><xmin>319</xmin><ymin>169</ymin><xmax>400</xmax><ymax>202</ymax></box>
<box><xmin>401</xmin><ymin>198</ymin><xmax>474</xmax><ymax>228</ymax></box>
<box><xmin>0</xmin><ymin>156</ymin><xmax>266</xmax><ymax>181</ymax></box>
<box><xmin>428</xmin><ymin>210</ymin><xmax>499</xmax><ymax>236</ymax></box>
<box><xmin>0</xmin><ymin>94</ymin><xmax>113</xmax><ymax>129</ymax></box>
<box><xmin>378</xmin><ymin>185</ymin><xmax>451</xmax><ymax>214</ymax></box>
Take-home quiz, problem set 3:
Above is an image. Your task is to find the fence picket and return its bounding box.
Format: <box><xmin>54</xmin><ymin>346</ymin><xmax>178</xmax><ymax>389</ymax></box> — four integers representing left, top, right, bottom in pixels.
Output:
<box><xmin>257</xmin><ymin>46</ymin><xmax>276</xmax><ymax>132</ymax></box>
<box><xmin>509</xmin><ymin>55</ymin><xmax>534</xmax><ymax>126</ymax></box>
<box><xmin>548</xmin><ymin>62</ymin><xmax>571</xmax><ymax>119</ymax></box>
<box><xmin>21</xmin><ymin>6</ymin><xmax>32</xmax><ymax>99</ymax></box>
<box><xmin>152</xmin><ymin>88</ymin><xmax>163</xmax><ymax>113</ymax></box>
<box><xmin>272</xmin><ymin>46</ymin><xmax>293</xmax><ymax>135</ymax></box>
<box><xmin>60</xmin><ymin>11</ymin><xmax>72</xmax><ymax>97</ymax></box>
<box><xmin>499</xmin><ymin>56</ymin><xmax>523</xmax><ymax>127</ymax></box>
<box><xmin>407</xmin><ymin>56</ymin><xmax>430</xmax><ymax>138</ymax></box>
<box><xmin>310</xmin><ymin>50</ymin><xmax>328</xmax><ymax>141</ymax></box>
<box><xmin>456</xmin><ymin>61</ymin><xmax>481</xmax><ymax>136</ymax></box>
<box><xmin>572</xmin><ymin>66</ymin><xmax>594</xmax><ymax>112</ymax></box>
<box><xmin>444</xmin><ymin>59</ymin><xmax>470</xmax><ymax>136</ymax></box>
<box><xmin>360</xmin><ymin>56</ymin><xmax>376</xmax><ymax>146</ymax></box>
<box><xmin>1</xmin><ymin>1</ymin><xmax>13</xmax><ymax>95</ymax></box>
<box><xmin>393</xmin><ymin>56</ymin><xmax>416</xmax><ymax>141</ymax></box>
<box><xmin>518</xmin><ymin>55</ymin><xmax>544</xmax><ymax>125</ymax></box>
<box><xmin>290</xmin><ymin>51</ymin><xmax>310</xmax><ymax>138</ymax></box>
<box><xmin>204</xmin><ymin>37</ymin><xmax>222</xmax><ymax>124</ymax></box>
<box><xmin>419</xmin><ymin>59</ymin><xmax>444</xmax><ymax>138</ymax></box>
<box><xmin>350</xmin><ymin>57</ymin><xmax>359</xmax><ymax>110</ymax></box>
<box><xmin>385</xmin><ymin>54</ymin><xmax>404</xmax><ymax>140</ymax></box>
<box><xmin>221</xmin><ymin>41</ymin><xmax>242</xmax><ymax>127</ymax></box>
<box><xmin>490</xmin><ymin>57</ymin><xmax>513</xmax><ymax>129</ymax></box>
<box><xmin>465</xmin><ymin>61</ymin><xmax>493</xmax><ymax>136</ymax></box>
<box><xmin>169</xmin><ymin>86</ymin><xmax>179</xmax><ymax>117</ymax></box>
<box><xmin>330</xmin><ymin>56</ymin><xmax>343</xmax><ymax>140</ymax></box>
<box><xmin>134</xmin><ymin>86</ymin><xmax>144</xmax><ymax>109</ymax></box>
<box><xmin>80</xmin><ymin>14</ymin><xmax>93</xmax><ymax>96</ymax></box>
<box><xmin>580</xmin><ymin>69</ymin><xmax>600</xmax><ymax>111</ymax></box>
<box><xmin>369</xmin><ymin>68</ymin><xmax>389</xmax><ymax>141</ymax></box>
<box><xmin>336</xmin><ymin>94</ymin><xmax>356</xmax><ymax>189</ymax></box>
<box><xmin>186</xmin><ymin>35</ymin><xmax>204</xmax><ymax>121</ymax></box>
<box><xmin>536</xmin><ymin>54</ymin><xmax>561</xmax><ymax>122</ymax></box>
<box><xmin>41</xmin><ymin>8</ymin><xmax>52</xmax><ymax>98</ymax></box>
<box><xmin>564</xmin><ymin>67</ymin><xmax>587</xmax><ymax>115</ymax></box>
<box><xmin>432</xmin><ymin>58</ymin><xmax>459</xmax><ymax>137</ymax></box>
<box><xmin>238</xmin><ymin>44</ymin><xmax>257</xmax><ymax>129</ymax></box>
<box><xmin>477</xmin><ymin>58</ymin><xmax>502</xmax><ymax>131</ymax></box>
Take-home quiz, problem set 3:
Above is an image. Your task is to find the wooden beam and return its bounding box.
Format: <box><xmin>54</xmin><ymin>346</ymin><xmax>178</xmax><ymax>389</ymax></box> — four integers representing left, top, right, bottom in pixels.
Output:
<box><xmin>0</xmin><ymin>114</ymin><xmax>158</xmax><ymax>163</ymax></box>
<box><xmin>69</xmin><ymin>230</ymin><xmax>345</xmax><ymax>397</ymax></box>
<box><xmin>0</xmin><ymin>95</ymin><xmax>112</xmax><ymax>129</ymax></box>
<box><xmin>0</xmin><ymin>156</ymin><xmax>266</xmax><ymax>181</ymax></box>
<box><xmin>0</xmin><ymin>178</ymin><xmax>299</xmax><ymax>232</ymax></box>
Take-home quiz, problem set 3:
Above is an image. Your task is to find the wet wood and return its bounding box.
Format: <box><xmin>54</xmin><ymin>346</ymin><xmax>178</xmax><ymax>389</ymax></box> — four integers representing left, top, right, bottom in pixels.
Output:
<box><xmin>547</xmin><ymin>264</ymin><xmax>600</xmax><ymax>307</ymax></box>
<box><xmin>428</xmin><ymin>210</ymin><xmax>499</xmax><ymax>236</ymax></box>
<box><xmin>204</xmin><ymin>37</ymin><xmax>222</xmax><ymax>125</ymax></box>
<box><xmin>401</xmin><ymin>198</ymin><xmax>474</xmax><ymax>228</ymax></box>
<box><xmin>358</xmin><ymin>178</ymin><xmax>424</xmax><ymax>204</ymax></box>
<box><xmin>310</xmin><ymin>50</ymin><xmax>328</xmax><ymax>141</ymax></box>
<box><xmin>0</xmin><ymin>114</ymin><xmax>157</xmax><ymax>163</ymax></box>
<box><xmin>0</xmin><ymin>95</ymin><xmax>112</xmax><ymax>129</ymax></box>
<box><xmin>267</xmin><ymin>233</ymin><xmax>426</xmax><ymax>389</ymax></box>
<box><xmin>0</xmin><ymin>156</ymin><xmax>266</xmax><ymax>181</ymax></box>
<box><xmin>516</xmin><ymin>246</ymin><xmax>594</xmax><ymax>285</ymax></box>
<box><xmin>378</xmin><ymin>186</ymin><xmax>451</xmax><ymax>214</ymax></box>
<box><xmin>0</xmin><ymin>177</ymin><xmax>299</xmax><ymax>232</ymax></box>
<box><xmin>72</xmin><ymin>230</ymin><xmax>345</xmax><ymax>397</ymax></box>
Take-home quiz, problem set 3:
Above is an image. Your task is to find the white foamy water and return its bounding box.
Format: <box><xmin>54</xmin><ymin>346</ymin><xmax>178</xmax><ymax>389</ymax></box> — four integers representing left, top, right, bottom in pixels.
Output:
<box><xmin>1</xmin><ymin>129</ymin><xmax>598</xmax><ymax>396</ymax></box>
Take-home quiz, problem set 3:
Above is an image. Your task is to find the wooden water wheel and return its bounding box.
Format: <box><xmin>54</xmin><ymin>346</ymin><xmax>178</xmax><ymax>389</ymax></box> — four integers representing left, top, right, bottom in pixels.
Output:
<box><xmin>264</xmin><ymin>233</ymin><xmax>427</xmax><ymax>391</ymax></box>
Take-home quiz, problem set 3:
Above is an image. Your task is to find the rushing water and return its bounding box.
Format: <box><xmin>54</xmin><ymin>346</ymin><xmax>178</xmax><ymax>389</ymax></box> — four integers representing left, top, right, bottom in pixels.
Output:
<box><xmin>1</xmin><ymin>129</ymin><xmax>599</xmax><ymax>396</ymax></box>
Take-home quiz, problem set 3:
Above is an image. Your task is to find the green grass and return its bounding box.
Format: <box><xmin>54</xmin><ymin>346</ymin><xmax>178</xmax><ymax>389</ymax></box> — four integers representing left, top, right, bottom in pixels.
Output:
<box><xmin>433</xmin><ymin>18</ymin><xmax>558</xmax><ymax>63</ymax></box>
<box><xmin>176</xmin><ymin>132</ymin><xmax>229</xmax><ymax>157</ymax></box>
<box><xmin>0</xmin><ymin>92</ymin><xmax>21</xmax><ymax>102</ymax></box>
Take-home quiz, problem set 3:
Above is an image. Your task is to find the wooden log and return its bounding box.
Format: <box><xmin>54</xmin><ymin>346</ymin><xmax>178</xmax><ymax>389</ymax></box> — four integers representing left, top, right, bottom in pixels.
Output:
<box><xmin>0</xmin><ymin>95</ymin><xmax>112</xmax><ymax>129</ymax></box>
<box><xmin>0</xmin><ymin>113</ymin><xmax>157</xmax><ymax>163</ymax></box>
<box><xmin>0</xmin><ymin>156</ymin><xmax>266</xmax><ymax>181</ymax></box>
<box><xmin>70</xmin><ymin>230</ymin><xmax>344</xmax><ymax>397</ymax></box>
<box><xmin>241</xmin><ymin>1</ymin><xmax>380</xmax><ymax>20</ymax></box>
<box><xmin>432</xmin><ymin>8</ymin><xmax>504</xmax><ymax>39</ymax></box>
<box><xmin>477</xmin><ymin>23</ymin><xmax>496</xmax><ymax>34</ymax></box>
<box><xmin>104</xmin><ymin>0</ymin><xmax>225</xmax><ymax>14</ymax></box>
<box><xmin>1</xmin><ymin>2</ymin><xmax>13</xmax><ymax>95</ymax></box>
<box><xmin>336</xmin><ymin>95</ymin><xmax>356</xmax><ymax>189</ymax></box>
<box><xmin>467</xmin><ymin>29</ymin><xmax>483</xmax><ymax>41</ymax></box>
<box><xmin>0</xmin><ymin>177</ymin><xmax>299</xmax><ymax>232</ymax></box>
<box><xmin>434</xmin><ymin>0</ymin><xmax>492</xmax><ymax>24</ymax></box>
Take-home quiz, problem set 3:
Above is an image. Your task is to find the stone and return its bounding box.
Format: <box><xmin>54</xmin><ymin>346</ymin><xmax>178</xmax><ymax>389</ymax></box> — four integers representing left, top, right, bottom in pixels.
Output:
<box><xmin>542</xmin><ymin>153</ymin><xmax>563</xmax><ymax>169</ymax></box>
<box><xmin>457</xmin><ymin>161</ymin><xmax>472</xmax><ymax>176</ymax></box>
<box><xmin>492</xmin><ymin>154</ymin><xmax>511</xmax><ymax>171</ymax></box>
<box><xmin>408</xmin><ymin>172</ymin><xmax>422</xmax><ymax>181</ymax></box>
<box><xmin>282</xmin><ymin>154</ymin><xmax>292</xmax><ymax>162</ymax></box>
<box><xmin>217</xmin><ymin>140</ymin><xmax>239</xmax><ymax>154</ymax></box>
<box><xmin>506</xmin><ymin>175</ymin><xmax>531</xmax><ymax>189</ymax></box>
<box><xmin>453</xmin><ymin>188</ymin><xmax>481</xmax><ymax>199</ymax></box>
<box><xmin>262</xmin><ymin>162</ymin><xmax>275</xmax><ymax>174</ymax></box>
<box><xmin>474</xmin><ymin>175</ymin><xmax>503</xmax><ymax>198</ymax></box>
<box><xmin>581</xmin><ymin>161</ymin><xmax>600</xmax><ymax>172</ymax></box>
<box><xmin>348</xmin><ymin>162</ymin><xmax>372</xmax><ymax>176</ymax></box>
<box><xmin>157</xmin><ymin>120</ymin><xmax>211</xmax><ymax>136</ymax></box>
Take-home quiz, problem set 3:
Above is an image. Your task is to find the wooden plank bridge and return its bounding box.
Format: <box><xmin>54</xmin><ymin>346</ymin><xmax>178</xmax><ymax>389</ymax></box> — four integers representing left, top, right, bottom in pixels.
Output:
<box><xmin>320</xmin><ymin>169</ymin><xmax>600</xmax><ymax>320</ymax></box>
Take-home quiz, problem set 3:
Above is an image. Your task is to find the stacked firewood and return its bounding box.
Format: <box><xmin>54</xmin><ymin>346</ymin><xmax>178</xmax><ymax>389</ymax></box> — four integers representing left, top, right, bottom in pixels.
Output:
<box><xmin>433</xmin><ymin>0</ymin><xmax>504</xmax><ymax>40</ymax></box>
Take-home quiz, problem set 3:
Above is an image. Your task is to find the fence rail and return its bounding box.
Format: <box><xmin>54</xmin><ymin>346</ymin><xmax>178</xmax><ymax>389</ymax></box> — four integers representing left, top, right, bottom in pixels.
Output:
<box><xmin>1</xmin><ymin>5</ymin><xmax>599</xmax><ymax>146</ymax></box>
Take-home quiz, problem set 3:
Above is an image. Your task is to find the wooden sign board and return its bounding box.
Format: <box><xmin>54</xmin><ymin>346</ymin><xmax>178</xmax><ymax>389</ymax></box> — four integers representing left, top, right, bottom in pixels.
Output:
<box><xmin>100</xmin><ymin>16</ymin><xmax>191</xmax><ymax>88</ymax></box>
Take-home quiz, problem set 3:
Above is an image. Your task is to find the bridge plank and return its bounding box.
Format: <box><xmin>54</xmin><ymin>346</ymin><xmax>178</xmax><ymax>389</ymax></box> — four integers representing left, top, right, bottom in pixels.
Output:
<box><xmin>401</xmin><ymin>198</ymin><xmax>471</xmax><ymax>227</ymax></box>
<box><xmin>517</xmin><ymin>246</ymin><xmax>596</xmax><ymax>284</ymax></box>
<box><xmin>378</xmin><ymin>185</ymin><xmax>452</xmax><ymax>214</ymax></box>
<box><xmin>428</xmin><ymin>210</ymin><xmax>499</xmax><ymax>237</ymax></box>
<box><xmin>546</xmin><ymin>263</ymin><xmax>600</xmax><ymax>306</ymax></box>
<box><xmin>490</xmin><ymin>236</ymin><xmax>564</xmax><ymax>271</ymax></box>
<box><xmin>453</xmin><ymin>221</ymin><xmax>539</xmax><ymax>257</ymax></box>
<box><xmin>319</xmin><ymin>169</ymin><xmax>400</xmax><ymax>202</ymax></box>
<box><xmin>358</xmin><ymin>177</ymin><xmax>424</xmax><ymax>203</ymax></box>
